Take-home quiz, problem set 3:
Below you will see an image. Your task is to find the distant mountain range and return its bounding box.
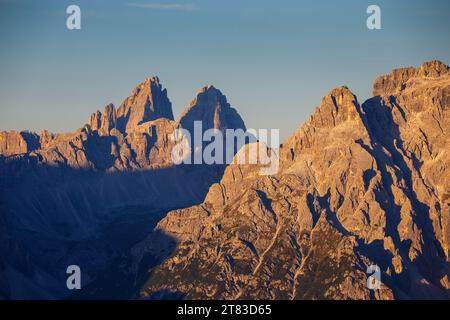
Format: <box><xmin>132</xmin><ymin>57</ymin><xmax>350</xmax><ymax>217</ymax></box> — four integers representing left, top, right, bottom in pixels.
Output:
<box><xmin>0</xmin><ymin>60</ymin><xmax>449</xmax><ymax>299</ymax></box>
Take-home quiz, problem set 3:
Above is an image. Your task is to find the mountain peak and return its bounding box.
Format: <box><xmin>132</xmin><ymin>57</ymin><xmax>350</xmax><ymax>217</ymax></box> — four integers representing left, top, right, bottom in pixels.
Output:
<box><xmin>117</xmin><ymin>76</ymin><xmax>174</xmax><ymax>133</ymax></box>
<box><xmin>178</xmin><ymin>85</ymin><xmax>245</xmax><ymax>133</ymax></box>
<box><xmin>310</xmin><ymin>86</ymin><xmax>360</xmax><ymax>128</ymax></box>
<box><xmin>190</xmin><ymin>84</ymin><xmax>224</xmax><ymax>106</ymax></box>
<box><xmin>418</xmin><ymin>60</ymin><xmax>449</xmax><ymax>77</ymax></box>
<box><xmin>144</xmin><ymin>75</ymin><xmax>161</xmax><ymax>84</ymax></box>
<box><xmin>373</xmin><ymin>60</ymin><xmax>449</xmax><ymax>96</ymax></box>
<box><xmin>325</xmin><ymin>86</ymin><xmax>355</xmax><ymax>101</ymax></box>
<box><xmin>282</xmin><ymin>86</ymin><xmax>363</xmax><ymax>159</ymax></box>
<box><xmin>88</xmin><ymin>103</ymin><xmax>117</xmax><ymax>135</ymax></box>
<box><xmin>197</xmin><ymin>84</ymin><xmax>217</xmax><ymax>93</ymax></box>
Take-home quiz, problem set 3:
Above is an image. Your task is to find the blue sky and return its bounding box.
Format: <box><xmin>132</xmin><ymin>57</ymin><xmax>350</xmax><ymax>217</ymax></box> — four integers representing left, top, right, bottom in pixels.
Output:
<box><xmin>1</xmin><ymin>0</ymin><xmax>449</xmax><ymax>140</ymax></box>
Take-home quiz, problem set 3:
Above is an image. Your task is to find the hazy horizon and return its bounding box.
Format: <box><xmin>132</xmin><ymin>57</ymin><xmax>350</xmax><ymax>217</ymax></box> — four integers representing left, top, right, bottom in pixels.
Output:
<box><xmin>1</xmin><ymin>0</ymin><xmax>449</xmax><ymax>140</ymax></box>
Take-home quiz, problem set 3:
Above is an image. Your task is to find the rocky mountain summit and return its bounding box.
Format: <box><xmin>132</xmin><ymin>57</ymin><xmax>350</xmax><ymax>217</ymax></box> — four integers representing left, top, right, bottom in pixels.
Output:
<box><xmin>117</xmin><ymin>76</ymin><xmax>174</xmax><ymax>133</ymax></box>
<box><xmin>0</xmin><ymin>78</ymin><xmax>245</xmax><ymax>299</ymax></box>
<box><xmin>138</xmin><ymin>60</ymin><xmax>450</xmax><ymax>300</ymax></box>
<box><xmin>179</xmin><ymin>85</ymin><xmax>246</xmax><ymax>134</ymax></box>
<box><xmin>0</xmin><ymin>78</ymin><xmax>244</xmax><ymax>172</ymax></box>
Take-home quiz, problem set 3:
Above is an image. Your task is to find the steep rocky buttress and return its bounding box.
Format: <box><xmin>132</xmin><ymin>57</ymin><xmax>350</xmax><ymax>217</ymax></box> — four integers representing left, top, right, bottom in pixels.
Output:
<box><xmin>138</xmin><ymin>61</ymin><xmax>449</xmax><ymax>300</ymax></box>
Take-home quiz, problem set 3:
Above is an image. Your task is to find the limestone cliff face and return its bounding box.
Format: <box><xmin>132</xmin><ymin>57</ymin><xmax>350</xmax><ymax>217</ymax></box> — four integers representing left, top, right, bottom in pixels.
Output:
<box><xmin>89</xmin><ymin>103</ymin><xmax>117</xmax><ymax>136</ymax></box>
<box><xmin>117</xmin><ymin>76</ymin><xmax>174</xmax><ymax>133</ymax></box>
<box><xmin>373</xmin><ymin>60</ymin><xmax>449</xmax><ymax>96</ymax></box>
<box><xmin>139</xmin><ymin>61</ymin><xmax>450</xmax><ymax>300</ymax></box>
<box><xmin>0</xmin><ymin>131</ymin><xmax>40</xmax><ymax>156</ymax></box>
<box><xmin>0</xmin><ymin>79</ymin><xmax>246</xmax><ymax>173</ymax></box>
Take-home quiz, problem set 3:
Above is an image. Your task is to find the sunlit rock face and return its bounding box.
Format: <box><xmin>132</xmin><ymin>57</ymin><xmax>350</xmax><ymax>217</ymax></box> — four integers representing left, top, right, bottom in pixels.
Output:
<box><xmin>117</xmin><ymin>76</ymin><xmax>174</xmax><ymax>133</ymax></box>
<box><xmin>139</xmin><ymin>61</ymin><xmax>449</xmax><ymax>300</ymax></box>
<box><xmin>0</xmin><ymin>131</ymin><xmax>40</xmax><ymax>156</ymax></box>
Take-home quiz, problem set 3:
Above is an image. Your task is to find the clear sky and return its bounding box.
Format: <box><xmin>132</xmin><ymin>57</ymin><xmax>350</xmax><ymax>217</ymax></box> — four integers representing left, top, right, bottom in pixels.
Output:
<box><xmin>1</xmin><ymin>0</ymin><xmax>449</xmax><ymax>140</ymax></box>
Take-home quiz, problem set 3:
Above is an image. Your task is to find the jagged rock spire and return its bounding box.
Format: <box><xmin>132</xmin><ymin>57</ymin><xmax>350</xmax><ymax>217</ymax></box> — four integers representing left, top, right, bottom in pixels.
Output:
<box><xmin>89</xmin><ymin>103</ymin><xmax>117</xmax><ymax>135</ymax></box>
<box><xmin>178</xmin><ymin>85</ymin><xmax>246</xmax><ymax>135</ymax></box>
<box><xmin>117</xmin><ymin>76</ymin><xmax>174</xmax><ymax>133</ymax></box>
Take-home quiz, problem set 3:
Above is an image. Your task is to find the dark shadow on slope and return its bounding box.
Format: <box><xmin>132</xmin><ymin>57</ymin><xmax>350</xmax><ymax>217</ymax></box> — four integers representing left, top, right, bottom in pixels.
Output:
<box><xmin>83</xmin><ymin>133</ymin><xmax>122</xmax><ymax>170</ymax></box>
<box><xmin>21</xmin><ymin>131</ymin><xmax>41</xmax><ymax>153</ymax></box>
<box><xmin>358</xmin><ymin>239</ymin><xmax>393</xmax><ymax>271</ymax></box>
<box><xmin>0</xmin><ymin>155</ymin><xmax>228</xmax><ymax>299</ymax></box>
<box><xmin>69</xmin><ymin>225</ymin><xmax>180</xmax><ymax>300</ymax></box>
<box><xmin>361</xmin><ymin>95</ymin><xmax>449</xmax><ymax>298</ymax></box>
<box><xmin>148</xmin><ymin>289</ymin><xmax>185</xmax><ymax>300</ymax></box>
<box><xmin>317</xmin><ymin>190</ymin><xmax>350</xmax><ymax>236</ymax></box>
<box><xmin>255</xmin><ymin>190</ymin><xmax>278</xmax><ymax>224</ymax></box>
<box><xmin>363</xmin><ymin>169</ymin><xmax>377</xmax><ymax>191</ymax></box>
